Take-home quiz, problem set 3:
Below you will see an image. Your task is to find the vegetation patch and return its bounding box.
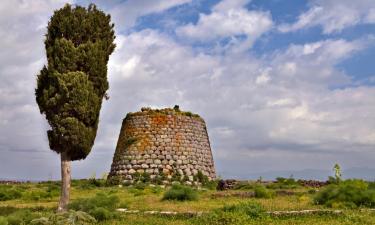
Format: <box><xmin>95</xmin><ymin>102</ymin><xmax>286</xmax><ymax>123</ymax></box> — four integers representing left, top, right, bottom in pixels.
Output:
<box><xmin>69</xmin><ymin>192</ymin><xmax>120</xmax><ymax>221</ymax></box>
<box><xmin>162</xmin><ymin>184</ymin><xmax>198</xmax><ymax>201</ymax></box>
<box><xmin>193</xmin><ymin>201</ymin><xmax>267</xmax><ymax>225</ymax></box>
<box><xmin>254</xmin><ymin>185</ymin><xmax>275</xmax><ymax>199</ymax></box>
<box><xmin>314</xmin><ymin>179</ymin><xmax>375</xmax><ymax>208</ymax></box>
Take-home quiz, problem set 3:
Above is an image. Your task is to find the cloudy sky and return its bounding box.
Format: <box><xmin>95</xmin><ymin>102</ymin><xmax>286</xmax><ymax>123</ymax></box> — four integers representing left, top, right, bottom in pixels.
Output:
<box><xmin>1</xmin><ymin>0</ymin><xmax>375</xmax><ymax>180</ymax></box>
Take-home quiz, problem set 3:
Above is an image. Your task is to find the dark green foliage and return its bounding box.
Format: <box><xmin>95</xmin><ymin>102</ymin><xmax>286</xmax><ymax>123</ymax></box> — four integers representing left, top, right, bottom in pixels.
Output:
<box><xmin>254</xmin><ymin>185</ymin><xmax>275</xmax><ymax>198</ymax></box>
<box><xmin>234</xmin><ymin>181</ymin><xmax>256</xmax><ymax>190</ymax></box>
<box><xmin>106</xmin><ymin>176</ymin><xmax>122</xmax><ymax>186</ymax></box>
<box><xmin>30</xmin><ymin>211</ymin><xmax>96</xmax><ymax>225</ymax></box>
<box><xmin>162</xmin><ymin>184</ymin><xmax>198</xmax><ymax>201</ymax></box>
<box><xmin>132</xmin><ymin>172</ymin><xmax>151</xmax><ymax>183</ymax></box>
<box><xmin>222</xmin><ymin>201</ymin><xmax>266</xmax><ymax>219</ymax></box>
<box><xmin>0</xmin><ymin>217</ymin><xmax>7</xmax><ymax>225</ymax></box>
<box><xmin>194</xmin><ymin>171</ymin><xmax>208</xmax><ymax>184</ymax></box>
<box><xmin>314</xmin><ymin>179</ymin><xmax>375</xmax><ymax>208</ymax></box>
<box><xmin>368</xmin><ymin>181</ymin><xmax>375</xmax><ymax>190</ymax></box>
<box><xmin>68</xmin><ymin>192</ymin><xmax>119</xmax><ymax>221</ymax></box>
<box><xmin>204</xmin><ymin>180</ymin><xmax>219</xmax><ymax>190</ymax></box>
<box><xmin>173</xmin><ymin>105</ymin><xmax>180</xmax><ymax>112</ymax></box>
<box><xmin>134</xmin><ymin>182</ymin><xmax>147</xmax><ymax>190</ymax></box>
<box><xmin>194</xmin><ymin>202</ymin><xmax>266</xmax><ymax>225</ymax></box>
<box><xmin>22</xmin><ymin>190</ymin><xmax>55</xmax><ymax>201</ymax></box>
<box><xmin>35</xmin><ymin>4</ymin><xmax>115</xmax><ymax>160</ymax></box>
<box><xmin>6</xmin><ymin>210</ymin><xmax>38</xmax><ymax>225</ymax></box>
<box><xmin>327</xmin><ymin>176</ymin><xmax>341</xmax><ymax>184</ymax></box>
<box><xmin>267</xmin><ymin>177</ymin><xmax>300</xmax><ymax>189</ymax></box>
<box><xmin>0</xmin><ymin>207</ymin><xmax>18</xmax><ymax>216</ymax></box>
<box><xmin>0</xmin><ymin>187</ymin><xmax>22</xmax><ymax>201</ymax></box>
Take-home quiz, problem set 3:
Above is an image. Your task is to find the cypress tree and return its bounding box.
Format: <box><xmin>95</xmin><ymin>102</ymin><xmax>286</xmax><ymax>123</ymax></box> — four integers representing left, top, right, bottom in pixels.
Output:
<box><xmin>35</xmin><ymin>4</ymin><xmax>115</xmax><ymax>212</ymax></box>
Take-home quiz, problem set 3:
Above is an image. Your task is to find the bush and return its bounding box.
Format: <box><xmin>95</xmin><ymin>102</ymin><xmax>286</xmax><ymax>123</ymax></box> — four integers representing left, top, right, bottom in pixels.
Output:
<box><xmin>194</xmin><ymin>202</ymin><xmax>266</xmax><ymax>225</ymax></box>
<box><xmin>22</xmin><ymin>190</ymin><xmax>54</xmax><ymax>201</ymax></box>
<box><xmin>223</xmin><ymin>201</ymin><xmax>266</xmax><ymax>219</ymax></box>
<box><xmin>89</xmin><ymin>207</ymin><xmax>112</xmax><ymax>221</ymax></box>
<box><xmin>31</xmin><ymin>210</ymin><xmax>96</xmax><ymax>225</ymax></box>
<box><xmin>254</xmin><ymin>185</ymin><xmax>275</xmax><ymax>199</ymax></box>
<box><xmin>162</xmin><ymin>184</ymin><xmax>198</xmax><ymax>201</ymax></box>
<box><xmin>266</xmin><ymin>177</ymin><xmax>300</xmax><ymax>189</ymax></box>
<box><xmin>234</xmin><ymin>181</ymin><xmax>256</xmax><ymax>190</ymax></box>
<box><xmin>69</xmin><ymin>192</ymin><xmax>119</xmax><ymax>221</ymax></box>
<box><xmin>0</xmin><ymin>217</ymin><xmax>7</xmax><ymax>225</ymax></box>
<box><xmin>0</xmin><ymin>188</ymin><xmax>22</xmax><ymax>201</ymax></box>
<box><xmin>6</xmin><ymin>210</ymin><xmax>38</xmax><ymax>225</ymax></box>
<box><xmin>314</xmin><ymin>179</ymin><xmax>375</xmax><ymax>208</ymax></box>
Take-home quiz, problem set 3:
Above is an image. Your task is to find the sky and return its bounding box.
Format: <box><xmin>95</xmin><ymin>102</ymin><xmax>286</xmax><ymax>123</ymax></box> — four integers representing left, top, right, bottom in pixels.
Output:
<box><xmin>0</xmin><ymin>0</ymin><xmax>375</xmax><ymax>181</ymax></box>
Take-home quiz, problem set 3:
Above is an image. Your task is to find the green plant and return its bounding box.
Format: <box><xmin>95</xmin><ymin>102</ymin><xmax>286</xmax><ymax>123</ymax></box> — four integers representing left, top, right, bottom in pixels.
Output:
<box><xmin>0</xmin><ymin>188</ymin><xmax>22</xmax><ymax>201</ymax></box>
<box><xmin>223</xmin><ymin>201</ymin><xmax>266</xmax><ymax>219</ymax></box>
<box><xmin>234</xmin><ymin>181</ymin><xmax>256</xmax><ymax>190</ymax></box>
<box><xmin>254</xmin><ymin>185</ymin><xmax>275</xmax><ymax>198</ymax></box>
<box><xmin>173</xmin><ymin>105</ymin><xmax>180</xmax><ymax>112</ymax></box>
<box><xmin>267</xmin><ymin>177</ymin><xmax>300</xmax><ymax>189</ymax></box>
<box><xmin>314</xmin><ymin>179</ymin><xmax>375</xmax><ymax>208</ymax></box>
<box><xmin>106</xmin><ymin>176</ymin><xmax>122</xmax><ymax>186</ymax></box>
<box><xmin>162</xmin><ymin>184</ymin><xmax>198</xmax><ymax>201</ymax></box>
<box><xmin>68</xmin><ymin>192</ymin><xmax>119</xmax><ymax>221</ymax></box>
<box><xmin>31</xmin><ymin>211</ymin><xmax>96</xmax><ymax>225</ymax></box>
<box><xmin>6</xmin><ymin>210</ymin><xmax>38</xmax><ymax>225</ymax></box>
<box><xmin>35</xmin><ymin>3</ymin><xmax>116</xmax><ymax>212</ymax></box>
<box><xmin>0</xmin><ymin>217</ymin><xmax>7</xmax><ymax>225</ymax></box>
<box><xmin>195</xmin><ymin>171</ymin><xmax>209</xmax><ymax>185</ymax></box>
<box><xmin>194</xmin><ymin>202</ymin><xmax>266</xmax><ymax>225</ymax></box>
<box><xmin>22</xmin><ymin>190</ymin><xmax>53</xmax><ymax>201</ymax></box>
<box><xmin>134</xmin><ymin>182</ymin><xmax>147</xmax><ymax>190</ymax></box>
<box><xmin>334</xmin><ymin>163</ymin><xmax>342</xmax><ymax>181</ymax></box>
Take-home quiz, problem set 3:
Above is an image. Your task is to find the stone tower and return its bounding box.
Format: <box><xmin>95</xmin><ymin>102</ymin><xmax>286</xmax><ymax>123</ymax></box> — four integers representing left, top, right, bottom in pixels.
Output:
<box><xmin>108</xmin><ymin>107</ymin><xmax>216</xmax><ymax>184</ymax></box>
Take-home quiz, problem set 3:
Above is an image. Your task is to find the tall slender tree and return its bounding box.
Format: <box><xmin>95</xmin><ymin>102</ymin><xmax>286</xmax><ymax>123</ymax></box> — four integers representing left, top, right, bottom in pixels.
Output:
<box><xmin>35</xmin><ymin>4</ymin><xmax>115</xmax><ymax>212</ymax></box>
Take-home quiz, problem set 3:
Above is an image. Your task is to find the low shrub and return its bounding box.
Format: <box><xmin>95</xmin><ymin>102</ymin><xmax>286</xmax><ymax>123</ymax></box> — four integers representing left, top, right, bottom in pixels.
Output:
<box><xmin>69</xmin><ymin>192</ymin><xmax>119</xmax><ymax>221</ymax></box>
<box><xmin>134</xmin><ymin>182</ymin><xmax>147</xmax><ymax>190</ymax></box>
<box><xmin>234</xmin><ymin>181</ymin><xmax>256</xmax><ymax>190</ymax></box>
<box><xmin>0</xmin><ymin>217</ymin><xmax>7</xmax><ymax>225</ymax></box>
<box><xmin>162</xmin><ymin>184</ymin><xmax>198</xmax><ymax>201</ymax></box>
<box><xmin>6</xmin><ymin>210</ymin><xmax>38</xmax><ymax>225</ymax></box>
<box><xmin>267</xmin><ymin>177</ymin><xmax>300</xmax><ymax>189</ymax></box>
<box><xmin>0</xmin><ymin>188</ymin><xmax>22</xmax><ymax>201</ymax></box>
<box><xmin>223</xmin><ymin>201</ymin><xmax>266</xmax><ymax>219</ymax></box>
<box><xmin>314</xmin><ymin>179</ymin><xmax>375</xmax><ymax>208</ymax></box>
<box><xmin>22</xmin><ymin>190</ymin><xmax>54</xmax><ymax>201</ymax></box>
<box><xmin>254</xmin><ymin>185</ymin><xmax>275</xmax><ymax>199</ymax></box>
<box><xmin>31</xmin><ymin>210</ymin><xmax>96</xmax><ymax>225</ymax></box>
<box><xmin>150</xmin><ymin>186</ymin><xmax>163</xmax><ymax>194</ymax></box>
<box><xmin>193</xmin><ymin>202</ymin><xmax>266</xmax><ymax>225</ymax></box>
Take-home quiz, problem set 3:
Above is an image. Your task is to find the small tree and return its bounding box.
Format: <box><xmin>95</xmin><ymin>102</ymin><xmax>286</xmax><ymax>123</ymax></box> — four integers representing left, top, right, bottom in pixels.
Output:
<box><xmin>333</xmin><ymin>163</ymin><xmax>342</xmax><ymax>182</ymax></box>
<box><xmin>35</xmin><ymin>4</ymin><xmax>115</xmax><ymax>212</ymax></box>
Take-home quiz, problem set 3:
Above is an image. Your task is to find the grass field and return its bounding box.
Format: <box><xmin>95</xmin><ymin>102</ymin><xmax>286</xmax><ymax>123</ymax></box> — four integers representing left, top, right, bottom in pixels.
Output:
<box><xmin>0</xmin><ymin>179</ymin><xmax>375</xmax><ymax>224</ymax></box>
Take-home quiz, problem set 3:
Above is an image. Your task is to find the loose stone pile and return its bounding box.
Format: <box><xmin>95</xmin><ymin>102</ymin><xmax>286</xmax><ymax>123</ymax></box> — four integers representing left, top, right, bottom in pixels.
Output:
<box><xmin>108</xmin><ymin>107</ymin><xmax>216</xmax><ymax>184</ymax></box>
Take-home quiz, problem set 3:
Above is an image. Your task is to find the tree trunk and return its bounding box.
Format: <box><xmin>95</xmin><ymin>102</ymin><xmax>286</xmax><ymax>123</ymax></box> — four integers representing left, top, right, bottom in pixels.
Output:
<box><xmin>57</xmin><ymin>151</ymin><xmax>71</xmax><ymax>212</ymax></box>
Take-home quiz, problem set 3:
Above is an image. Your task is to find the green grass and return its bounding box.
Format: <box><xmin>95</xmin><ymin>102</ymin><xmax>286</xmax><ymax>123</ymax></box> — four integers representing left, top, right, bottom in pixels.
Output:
<box><xmin>0</xmin><ymin>179</ymin><xmax>374</xmax><ymax>224</ymax></box>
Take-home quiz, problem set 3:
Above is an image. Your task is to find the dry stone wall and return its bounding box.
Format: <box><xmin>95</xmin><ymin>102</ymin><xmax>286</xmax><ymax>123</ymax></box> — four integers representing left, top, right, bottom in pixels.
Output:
<box><xmin>109</xmin><ymin>107</ymin><xmax>216</xmax><ymax>184</ymax></box>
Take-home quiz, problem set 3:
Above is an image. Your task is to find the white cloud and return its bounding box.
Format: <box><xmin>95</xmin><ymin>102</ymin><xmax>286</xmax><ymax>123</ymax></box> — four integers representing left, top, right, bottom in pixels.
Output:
<box><xmin>107</xmin><ymin>30</ymin><xmax>375</xmax><ymax>164</ymax></box>
<box><xmin>279</xmin><ymin>0</ymin><xmax>375</xmax><ymax>34</ymax></box>
<box><xmin>109</xmin><ymin>0</ymin><xmax>191</xmax><ymax>31</ymax></box>
<box><xmin>176</xmin><ymin>0</ymin><xmax>273</xmax><ymax>49</ymax></box>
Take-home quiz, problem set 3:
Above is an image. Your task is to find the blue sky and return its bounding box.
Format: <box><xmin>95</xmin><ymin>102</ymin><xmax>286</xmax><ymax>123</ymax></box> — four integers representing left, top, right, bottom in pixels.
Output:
<box><xmin>1</xmin><ymin>0</ymin><xmax>375</xmax><ymax>180</ymax></box>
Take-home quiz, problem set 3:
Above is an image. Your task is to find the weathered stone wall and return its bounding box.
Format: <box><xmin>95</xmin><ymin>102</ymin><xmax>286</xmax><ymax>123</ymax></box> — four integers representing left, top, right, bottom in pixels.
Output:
<box><xmin>109</xmin><ymin>107</ymin><xmax>216</xmax><ymax>184</ymax></box>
